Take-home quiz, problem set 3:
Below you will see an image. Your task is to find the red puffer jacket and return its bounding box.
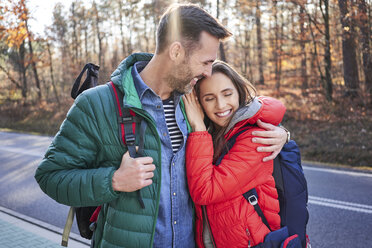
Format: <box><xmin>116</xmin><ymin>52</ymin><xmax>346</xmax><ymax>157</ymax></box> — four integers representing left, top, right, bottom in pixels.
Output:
<box><xmin>186</xmin><ymin>97</ymin><xmax>286</xmax><ymax>248</ymax></box>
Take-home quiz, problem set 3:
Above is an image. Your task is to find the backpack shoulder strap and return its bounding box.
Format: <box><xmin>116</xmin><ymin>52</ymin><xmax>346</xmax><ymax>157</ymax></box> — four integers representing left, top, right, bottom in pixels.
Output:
<box><xmin>107</xmin><ymin>81</ymin><xmax>145</xmax><ymax>209</ymax></box>
<box><xmin>71</xmin><ymin>63</ymin><xmax>99</xmax><ymax>99</ymax></box>
<box><xmin>214</xmin><ymin>122</ymin><xmax>273</xmax><ymax>231</ymax></box>
<box><xmin>243</xmin><ymin>189</ymin><xmax>272</xmax><ymax>231</ymax></box>
<box><xmin>107</xmin><ymin>81</ymin><xmax>138</xmax><ymax>157</ymax></box>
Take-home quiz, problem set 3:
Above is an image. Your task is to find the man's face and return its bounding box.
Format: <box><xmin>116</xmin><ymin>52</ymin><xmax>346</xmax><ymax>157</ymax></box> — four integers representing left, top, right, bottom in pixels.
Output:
<box><xmin>168</xmin><ymin>31</ymin><xmax>220</xmax><ymax>94</ymax></box>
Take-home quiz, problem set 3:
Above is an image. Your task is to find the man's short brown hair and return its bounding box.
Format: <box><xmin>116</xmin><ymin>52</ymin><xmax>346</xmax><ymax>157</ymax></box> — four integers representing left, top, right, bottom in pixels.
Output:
<box><xmin>156</xmin><ymin>3</ymin><xmax>232</xmax><ymax>54</ymax></box>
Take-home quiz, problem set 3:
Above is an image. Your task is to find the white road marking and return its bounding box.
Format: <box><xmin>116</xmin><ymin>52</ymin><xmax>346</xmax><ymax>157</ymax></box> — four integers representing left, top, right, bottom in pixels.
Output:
<box><xmin>303</xmin><ymin>166</ymin><xmax>372</xmax><ymax>178</ymax></box>
<box><xmin>309</xmin><ymin>196</ymin><xmax>372</xmax><ymax>214</ymax></box>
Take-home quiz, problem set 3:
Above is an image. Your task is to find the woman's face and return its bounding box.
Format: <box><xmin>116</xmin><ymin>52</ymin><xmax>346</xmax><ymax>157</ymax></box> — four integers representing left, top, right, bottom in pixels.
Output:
<box><xmin>198</xmin><ymin>72</ymin><xmax>240</xmax><ymax>128</ymax></box>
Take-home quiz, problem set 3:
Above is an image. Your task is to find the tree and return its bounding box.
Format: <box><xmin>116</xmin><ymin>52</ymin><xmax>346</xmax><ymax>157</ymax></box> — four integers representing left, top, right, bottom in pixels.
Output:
<box><xmin>338</xmin><ymin>0</ymin><xmax>359</xmax><ymax>98</ymax></box>
<box><xmin>23</xmin><ymin>0</ymin><xmax>42</xmax><ymax>100</ymax></box>
<box><xmin>45</xmin><ymin>39</ymin><xmax>60</xmax><ymax>105</ymax></box>
<box><xmin>358</xmin><ymin>0</ymin><xmax>372</xmax><ymax>103</ymax></box>
<box><xmin>217</xmin><ymin>0</ymin><xmax>227</xmax><ymax>62</ymax></box>
<box><xmin>271</xmin><ymin>0</ymin><xmax>283</xmax><ymax>91</ymax></box>
<box><xmin>299</xmin><ymin>2</ymin><xmax>309</xmax><ymax>96</ymax></box>
<box><xmin>50</xmin><ymin>3</ymin><xmax>71</xmax><ymax>93</ymax></box>
<box><xmin>0</xmin><ymin>0</ymin><xmax>31</xmax><ymax>101</ymax></box>
<box><xmin>320</xmin><ymin>0</ymin><xmax>333</xmax><ymax>101</ymax></box>
<box><xmin>255</xmin><ymin>0</ymin><xmax>265</xmax><ymax>85</ymax></box>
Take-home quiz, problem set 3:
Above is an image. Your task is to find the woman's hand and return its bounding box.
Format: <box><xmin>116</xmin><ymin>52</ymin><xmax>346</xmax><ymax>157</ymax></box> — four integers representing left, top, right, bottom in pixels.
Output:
<box><xmin>183</xmin><ymin>89</ymin><xmax>207</xmax><ymax>132</ymax></box>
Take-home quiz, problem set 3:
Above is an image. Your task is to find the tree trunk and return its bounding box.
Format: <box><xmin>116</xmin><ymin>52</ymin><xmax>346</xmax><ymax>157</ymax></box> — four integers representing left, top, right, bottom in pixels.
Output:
<box><xmin>118</xmin><ymin>0</ymin><xmax>127</xmax><ymax>57</ymax></box>
<box><xmin>216</xmin><ymin>0</ymin><xmax>227</xmax><ymax>62</ymax></box>
<box><xmin>321</xmin><ymin>0</ymin><xmax>333</xmax><ymax>101</ymax></box>
<box><xmin>47</xmin><ymin>42</ymin><xmax>60</xmax><ymax>105</ymax></box>
<box><xmin>71</xmin><ymin>3</ymin><xmax>79</xmax><ymax>64</ymax></box>
<box><xmin>338</xmin><ymin>0</ymin><xmax>359</xmax><ymax>98</ymax></box>
<box><xmin>245</xmin><ymin>29</ymin><xmax>253</xmax><ymax>83</ymax></box>
<box><xmin>299</xmin><ymin>4</ymin><xmax>308</xmax><ymax>96</ymax></box>
<box><xmin>93</xmin><ymin>1</ymin><xmax>104</xmax><ymax>68</ymax></box>
<box><xmin>358</xmin><ymin>0</ymin><xmax>372</xmax><ymax>103</ymax></box>
<box><xmin>273</xmin><ymin>0</ymin><xmax>281</xmax><ymax>91</ymax></box>
<box><xmin>19</xmin><ymin>41</ymin><xmax>28</xmax><ymax>101</ymax></box>
<box><xmin>256</xmin><ymin>1</ymin><xmax>264</xmax><ymax>85</ymax></box>
<box><xmin>25</xmin><ymin>19</ymin><xmax>42</xmax><ymax>99</ymax></box>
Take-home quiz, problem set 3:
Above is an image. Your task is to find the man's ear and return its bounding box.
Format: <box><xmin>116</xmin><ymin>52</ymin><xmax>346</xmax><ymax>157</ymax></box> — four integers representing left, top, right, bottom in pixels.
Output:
<box><xmin>169</xmin><ymin>41</ymin><xmax>185</xmax><ymax>63</ymax></box>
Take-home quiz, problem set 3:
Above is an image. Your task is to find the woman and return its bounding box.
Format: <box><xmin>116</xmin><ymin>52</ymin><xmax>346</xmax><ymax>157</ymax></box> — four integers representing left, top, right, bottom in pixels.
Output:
<box><xmin>183</xmin><ymin>61</ymin><xmax>286</xmax><ymax>247</ymax></box>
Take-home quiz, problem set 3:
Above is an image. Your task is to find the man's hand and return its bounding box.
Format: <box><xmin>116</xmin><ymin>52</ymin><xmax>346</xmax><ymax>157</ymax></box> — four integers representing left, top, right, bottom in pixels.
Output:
<box><xmin>112</xmin><ymin>151</ymin><xmax>156</xmax><ymax>192</ymax></box>
<box><xmin>251</xmin><ymin>119</ymin><xmax>287</xmax><ymax>162</ymax></box>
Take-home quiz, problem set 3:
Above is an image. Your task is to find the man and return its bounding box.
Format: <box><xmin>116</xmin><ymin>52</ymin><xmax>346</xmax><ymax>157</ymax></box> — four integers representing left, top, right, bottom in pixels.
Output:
<box><xmin>35</xmin><ymin>3</ymin><xmax>288</xmax><ymax>248</ymax></box>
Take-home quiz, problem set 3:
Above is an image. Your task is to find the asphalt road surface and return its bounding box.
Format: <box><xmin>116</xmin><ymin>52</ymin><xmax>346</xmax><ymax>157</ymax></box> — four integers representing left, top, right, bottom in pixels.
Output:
<box><xmin>1</xmin><ymin>131</ymin><xmax>371</xmax><ymax>247</ymax></box>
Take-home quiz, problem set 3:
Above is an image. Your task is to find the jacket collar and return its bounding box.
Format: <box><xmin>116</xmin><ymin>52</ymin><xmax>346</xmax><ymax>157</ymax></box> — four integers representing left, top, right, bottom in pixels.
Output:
<box><xmin>110</xmin><ymin>53</ymin><xmax>153</xmax><ymax>109</ymax></box>
<box><xmin>225</xmin><ymin>96</ymin><xmax>286</xmax><ymax>139</ymax></box>
<box><xmin>225</xmin><ymin>98</ymin><xmax>262</xmax><ymax>134</ymax></box>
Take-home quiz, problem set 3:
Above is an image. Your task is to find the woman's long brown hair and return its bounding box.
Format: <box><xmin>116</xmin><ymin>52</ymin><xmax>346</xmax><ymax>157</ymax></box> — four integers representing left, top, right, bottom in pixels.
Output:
<box><xmin>194</xmin><ymin>61</ymin><xmax>257</xmax><ymax>163</ymax></box>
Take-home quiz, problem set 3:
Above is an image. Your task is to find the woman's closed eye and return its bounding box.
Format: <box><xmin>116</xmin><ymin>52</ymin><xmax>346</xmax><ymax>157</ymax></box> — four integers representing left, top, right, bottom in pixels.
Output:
<box><xmin>204</xmin><ymin>97</ymin><xmax>215</xmax><ymax>102</ymax></box>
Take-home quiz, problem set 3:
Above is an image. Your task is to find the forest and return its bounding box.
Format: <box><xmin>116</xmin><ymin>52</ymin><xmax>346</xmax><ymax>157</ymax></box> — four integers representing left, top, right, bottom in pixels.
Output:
<box><xmin>0</xmin><ymin>0</ymin><xmax>371</xmax><ymax>167</ymax></box>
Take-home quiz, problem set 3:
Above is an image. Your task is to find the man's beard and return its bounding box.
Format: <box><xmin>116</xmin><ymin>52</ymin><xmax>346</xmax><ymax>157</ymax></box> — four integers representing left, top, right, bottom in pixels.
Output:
<box><xmin>167</xmin><ymin>75</ymin><xmax>194</xmax><ymax>94</ymax></box>
<box><xmin>167</xmin><ymin>60</ymin><xmax>194</xmax><ymax>94</ymax></box>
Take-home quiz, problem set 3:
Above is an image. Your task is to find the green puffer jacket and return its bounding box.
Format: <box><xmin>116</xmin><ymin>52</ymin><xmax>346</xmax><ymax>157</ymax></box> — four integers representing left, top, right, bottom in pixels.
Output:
<box><xmin>35</xmin><ymin>53</ymin><xmax>185</xmax><ymax>247</ymax></box>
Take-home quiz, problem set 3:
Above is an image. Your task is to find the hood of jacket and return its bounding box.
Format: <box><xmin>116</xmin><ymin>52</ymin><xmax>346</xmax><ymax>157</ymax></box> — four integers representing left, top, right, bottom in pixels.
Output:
<box><xmin>225</xmin><ymin>96</ymin><xmax>286</xmax><ymax>139</ymax></box>
<box><xmin>110</xmin><ymin>52</ymin><xmax>153</xmax><ymax>109</ymax></box>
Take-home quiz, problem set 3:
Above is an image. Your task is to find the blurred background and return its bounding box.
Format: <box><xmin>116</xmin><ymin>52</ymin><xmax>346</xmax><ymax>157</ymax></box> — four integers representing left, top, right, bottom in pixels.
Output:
<box><xmin>0</xmin><ymin>0</ymin><xmax>371</xmax><ymax>167</ymax></box>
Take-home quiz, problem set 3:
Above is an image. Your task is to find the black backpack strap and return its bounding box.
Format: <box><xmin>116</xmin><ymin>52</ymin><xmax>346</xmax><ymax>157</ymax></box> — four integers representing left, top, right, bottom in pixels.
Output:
<box><xmin>122</xmin><ymin>108</ymin><xmax>137</xmax><ymax>157</ymax></box>
<box><xmin>71</xmin><ymin>63</ymin><xmax>99</xmax><ymax>99</ymax></box>
<box><xmin>137</xmin><ymin>121</ymin><xmax>147</xmax><ymax>156</ymax></box>
<box><xmin>243</xmin><ymin>189</ymin><xmax>272</xmax><ymax>232</ymax></box>
<box><xmin>214</xmin><ymin>123</ymin><xmax>273</xmax><ymax>232</ymax></box>
<box><xmin>107</xmin><ymin>81</ymin><xmax>145</xmax><ymax>209</ymax></box>
<box><xmin>121</xmin><ymin>108</ymin><xmax>146</xmax><ymax>209</ymax></box>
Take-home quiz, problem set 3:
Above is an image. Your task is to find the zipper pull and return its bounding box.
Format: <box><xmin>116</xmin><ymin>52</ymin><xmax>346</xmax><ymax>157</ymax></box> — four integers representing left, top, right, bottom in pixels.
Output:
<box><xmin>246</xmin><ymin>228</ymin><xmax>251</xmax><ymax>248</ymax></box>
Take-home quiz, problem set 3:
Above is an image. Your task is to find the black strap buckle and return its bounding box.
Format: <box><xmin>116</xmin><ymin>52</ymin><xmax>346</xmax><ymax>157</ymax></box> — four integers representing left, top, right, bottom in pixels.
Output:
<box><xmin>247</xmin><ymin>195</ymin><xmax>258</xmax><ymax>205</ymax></box>
<box><xmin>125</xmin><ymin>133</ymin><xmax>135</xmax><ymax>146</ymax></box>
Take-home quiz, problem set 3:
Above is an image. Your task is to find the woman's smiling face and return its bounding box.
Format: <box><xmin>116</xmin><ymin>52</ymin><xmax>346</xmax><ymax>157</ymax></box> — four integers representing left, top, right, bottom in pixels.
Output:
<box><xmin>198</xmin><ymin>72</ymin><xmax>240</xmax><ymax>128</ymax></box>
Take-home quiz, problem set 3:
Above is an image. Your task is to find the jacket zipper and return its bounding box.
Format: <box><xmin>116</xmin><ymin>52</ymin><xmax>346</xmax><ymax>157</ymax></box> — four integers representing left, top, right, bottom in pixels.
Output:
<box><xmin>246</xmin><ymin>228</ymin><xmax>254</xmax><ymax>248</ymax></box>
<box><xmin>130</xmin><ymin>108</ymin><xmax>161</xmax><ymax>248</ymax></box>
<box><xmin>202</xmin><ymin>206</ymin><xmax>217</xmax><ymax>248</ymax></box>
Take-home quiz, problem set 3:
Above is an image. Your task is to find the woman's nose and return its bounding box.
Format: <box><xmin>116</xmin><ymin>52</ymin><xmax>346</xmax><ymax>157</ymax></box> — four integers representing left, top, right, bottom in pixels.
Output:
<box><xmin>216</xmin><ymin>97</ymin><xmax>226</xmax><ymax>109</ymax></box>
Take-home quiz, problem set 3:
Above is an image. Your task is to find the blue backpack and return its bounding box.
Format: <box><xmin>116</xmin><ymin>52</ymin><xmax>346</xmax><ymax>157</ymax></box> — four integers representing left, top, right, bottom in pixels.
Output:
<box><xmin>216</xmin><ymin>123</ymin><xmax>309</xmax><ymax>248</ymax></box>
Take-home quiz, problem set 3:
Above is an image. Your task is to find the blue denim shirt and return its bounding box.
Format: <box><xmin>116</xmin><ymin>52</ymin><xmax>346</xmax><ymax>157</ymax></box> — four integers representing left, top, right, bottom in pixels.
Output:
<box><xmin>132</xmin><ymin>62</ymin><xmax>195</xmax><ymax>248</ymax></box>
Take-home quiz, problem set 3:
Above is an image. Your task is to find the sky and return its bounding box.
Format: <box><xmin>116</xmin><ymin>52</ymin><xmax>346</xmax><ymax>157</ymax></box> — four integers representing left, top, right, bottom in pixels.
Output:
<box><xmin>28</xmin><ymin>0</ymin><xmax>75</xmax><ymax>36</ymax></box>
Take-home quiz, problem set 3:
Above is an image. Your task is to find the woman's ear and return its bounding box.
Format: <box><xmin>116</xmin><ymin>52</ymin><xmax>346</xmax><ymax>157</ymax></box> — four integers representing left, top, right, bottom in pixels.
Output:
<box><xmin>169</xmin><ymin>41</ymin><xmax>186</xmax><ymax>63</ymax></box>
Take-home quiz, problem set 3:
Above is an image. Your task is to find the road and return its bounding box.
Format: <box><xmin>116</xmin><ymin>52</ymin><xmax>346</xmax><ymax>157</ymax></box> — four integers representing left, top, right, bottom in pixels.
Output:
<box><xmin>1</xmin><ymin>131</ymin><xmax>372</xmax><ymax>247</ymax></box>
<box><xmin>303</xmin><ymin>164</ymin><xmax>372</xmax><ymax>247</ymax></box>
<box><xmin>0</xmin><ymin>132</ymin><xmax>81</xmax><ymax>235</ymax></box>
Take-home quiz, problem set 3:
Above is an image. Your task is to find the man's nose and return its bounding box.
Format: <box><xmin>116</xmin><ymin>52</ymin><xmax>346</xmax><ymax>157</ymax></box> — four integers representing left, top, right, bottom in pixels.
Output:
<box><xmin>203</xmin><ymin>64</ymin><xmax>213</xmax><ymax>77</ymax></box>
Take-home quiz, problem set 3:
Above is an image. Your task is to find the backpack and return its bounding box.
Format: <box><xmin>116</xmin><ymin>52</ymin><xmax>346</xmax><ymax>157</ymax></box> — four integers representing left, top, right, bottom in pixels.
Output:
<box><xmin>61</xmin><ymin>63</ymin><xmax>143</xmax><ymax>246</ymax></box>
<box><xmin>216</xmin><ymin>123</ymin><xmax>310</xmax><ymax>248</ymax></box>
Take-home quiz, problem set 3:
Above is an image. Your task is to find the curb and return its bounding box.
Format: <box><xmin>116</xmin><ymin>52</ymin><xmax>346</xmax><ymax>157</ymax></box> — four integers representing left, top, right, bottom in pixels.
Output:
<box><xmin>0</xmin><ymin>205</ymin><xmax>90</xmax><ymax>247</ymax></box>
